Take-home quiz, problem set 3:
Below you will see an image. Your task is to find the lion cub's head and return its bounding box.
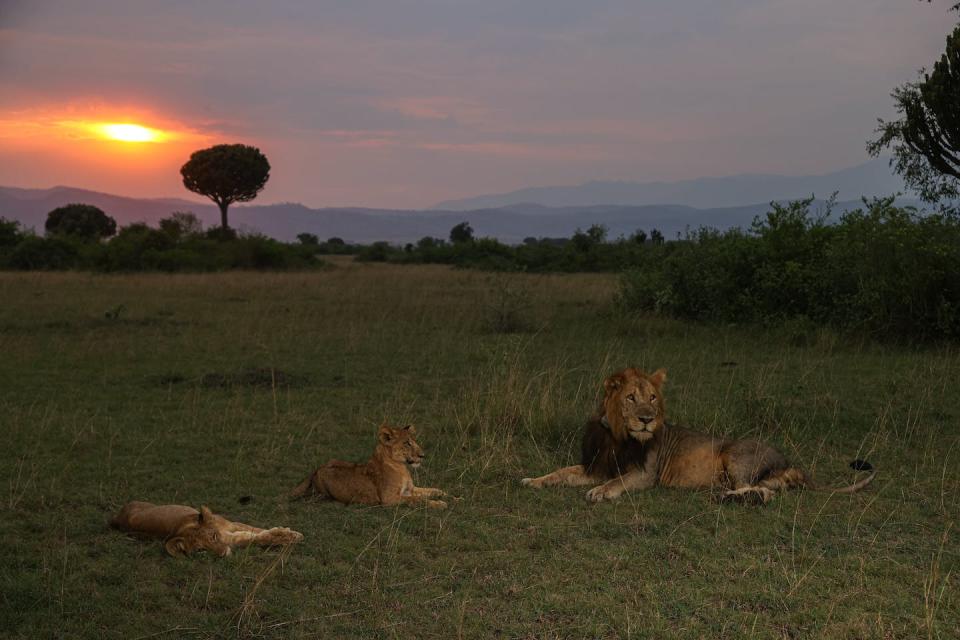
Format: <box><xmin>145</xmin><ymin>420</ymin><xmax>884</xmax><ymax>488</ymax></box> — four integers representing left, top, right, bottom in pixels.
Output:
<box><xmin>164</xmin><ymin>506</ymin><xmax>232</xmax><ymax>558</ymax></box>
<box><xmin>377</xmin><ymin>422</ymin><xmax>425</xmax><ymax>468</ymax></box>
<box><xmin>602</xmin><ymin>368</ymin><xmax>667</xmax><ymax>443</ymax></box>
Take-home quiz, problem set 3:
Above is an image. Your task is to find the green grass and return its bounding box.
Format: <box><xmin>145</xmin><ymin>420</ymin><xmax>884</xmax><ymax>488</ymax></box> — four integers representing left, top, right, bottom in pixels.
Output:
<box><xmin>1</xmin><ymin>262</ymin><xmax>957</xmax><ymax>639</ymax></box>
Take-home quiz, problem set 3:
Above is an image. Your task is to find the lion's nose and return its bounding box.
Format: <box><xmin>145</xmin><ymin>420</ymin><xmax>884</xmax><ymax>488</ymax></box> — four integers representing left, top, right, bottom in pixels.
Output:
<box><xmin>639</xmin><ymin>416</ymin><xmax>654</xmax><ymax>425</ymax></box>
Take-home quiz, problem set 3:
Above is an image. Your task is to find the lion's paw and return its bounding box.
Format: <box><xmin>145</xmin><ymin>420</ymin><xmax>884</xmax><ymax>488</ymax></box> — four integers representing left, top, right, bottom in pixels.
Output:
<box><xmin>585</xmin><ymin>485</ymin><xmax>609</xmax><ymax>503</ymax></box>
<box><xmin>428</xmin><ymin>500</ymin><xmax>448</xmax><ymax>510</ymax></box>
<box><xmin>520</xmin><ymin>478</ymin><xmax>538</xmax><ymax>488</ymax></box>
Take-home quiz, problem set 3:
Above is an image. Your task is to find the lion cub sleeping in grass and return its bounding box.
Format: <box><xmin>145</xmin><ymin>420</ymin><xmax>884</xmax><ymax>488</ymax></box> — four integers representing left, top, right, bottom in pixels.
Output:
<box><xmin>290</xmin><ymin>422</ymin><xmax>448</xmax><ymax>509</ymax></box>
<box><xmin>110</xmin><ymin>502</ymin><xmax>303</xmax><ymax>557</ymax></box>
<box><xmin>522</xmin><ymin>367</ymin><xmax>875</xmax><ymax>505</ymax></box>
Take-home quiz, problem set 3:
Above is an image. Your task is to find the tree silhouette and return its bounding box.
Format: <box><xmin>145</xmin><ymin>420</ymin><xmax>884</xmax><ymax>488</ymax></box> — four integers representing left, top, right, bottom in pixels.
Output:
<box><xmin>45</xmin><ymin>204</ymin><xmax>116</xmax><ymax>241</ymax></box>
<box><xmin>180</xmin><ymin>144</ymin><xmax>270</xmax><ymax>230</ymax></box>
<box><xmin>450</xmin><ymin>221</ymin><xmax>474</xmax><ymax>244</ymax></box>
<box><xmin>0</xmin><ymin>218</ymin><xmax>22</xmax><ymax>248</ymax></box>
<box><xmin>650</xmin><ymin>228</ymin><xmax>664</xmax><ymax>245</ymax></box>
<box><xmin>868</xmin><ymin>22</ymin><xmax>960</xmax><ymax>203</ymax></box>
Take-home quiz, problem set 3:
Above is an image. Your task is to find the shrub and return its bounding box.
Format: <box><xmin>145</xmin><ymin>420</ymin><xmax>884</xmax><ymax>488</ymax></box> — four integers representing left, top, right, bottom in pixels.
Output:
<box><xmin>355</xmin><ymin>241</ymin><xmax>397</xmax><ymax>262</ymax></box>
<box><xmin>0</xmin><ymin>218</ymin><xmax>23</xmax><ymax>249</ymax></box>
<box><xmin>95</xmin><ymin>223</ymin><xmax>176</xmax><ymax>271</ymax></box>
<box><xmin>7</xmin><ymin>236</ymin><xmax>79</xmax><ymax>270</ymax></box>
<box><xmin>159</xmin><ymin>212</ymin><xmax>203</xmax><ymax>240</ymax></box>
<box><xmin>45</xmin><ymin>204</ymin><xmax>116</xmax><ymax>241</ymax></box>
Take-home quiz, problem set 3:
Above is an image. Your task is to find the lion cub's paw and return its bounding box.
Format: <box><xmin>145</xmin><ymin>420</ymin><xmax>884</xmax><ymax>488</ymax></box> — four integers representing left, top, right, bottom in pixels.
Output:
<box><xmin>427</xmin><ymin>500</ymin><xmax>448</xmax><ymax>510</ymax></box>
<box><xmin>520</xmin><ymin>478</ymin><xmax>539</xmax><ymax>488</ymax></box>
<box><xmin>263</xmin><ymin>527</ymin><xmax>304</xmax><ymax>544</ymax></box>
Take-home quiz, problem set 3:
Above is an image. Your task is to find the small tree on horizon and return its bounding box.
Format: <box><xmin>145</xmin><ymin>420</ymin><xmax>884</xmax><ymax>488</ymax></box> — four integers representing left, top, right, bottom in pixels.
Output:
<box><xmin>450</xmin><ymin>221</ymin><xmax>474</xmax><ymax>244</ymax></box>
<box><xmin>180</xmin><ymin>144</ymin><xmax>270</xmax><ymax>231</ymax></box>
<box><xmin>0</xmin><ymin>217</ymin><xmax>23</xmax><ymax>248</ymax></box>
<box><xmin>45</xmin><ymin>204</ymin><xmax>116</xmax><ymax>241</ymax></box>
<box><xmin>650</xmin><ymin>228</ymin><xmax>665</xmax><ymax>245</ymax></box>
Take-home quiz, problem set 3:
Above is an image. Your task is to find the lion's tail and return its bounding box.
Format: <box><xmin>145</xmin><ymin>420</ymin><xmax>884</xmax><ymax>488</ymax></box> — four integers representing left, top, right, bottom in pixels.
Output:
<box><xmin>824</xmin><ymin>460</ymin><xmax>876</xmax><ymax>494</ymax></box>
<box><xmin>289</xmin><ymin>471</ymin><xmax>316</xmax><ymax>499</ymax></box>
<box><xmin>761</xmin><ymin>460</ymin><xmax>875</xmax><ymax>494</ymax></box>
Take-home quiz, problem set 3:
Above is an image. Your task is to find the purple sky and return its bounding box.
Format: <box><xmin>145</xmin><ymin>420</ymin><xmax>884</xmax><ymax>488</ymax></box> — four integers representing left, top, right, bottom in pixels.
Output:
<box><xmin>0</xmin><ymin>1</ymin><xmax>954</xmax><ymax>208</ymax></box>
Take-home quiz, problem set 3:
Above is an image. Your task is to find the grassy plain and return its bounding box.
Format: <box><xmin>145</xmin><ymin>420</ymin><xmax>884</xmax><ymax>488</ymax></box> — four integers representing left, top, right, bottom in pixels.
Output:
<box><xmin>0</xmin><ymin>261</ymin><xmax>957</xmax><ymax>639</ymax></box>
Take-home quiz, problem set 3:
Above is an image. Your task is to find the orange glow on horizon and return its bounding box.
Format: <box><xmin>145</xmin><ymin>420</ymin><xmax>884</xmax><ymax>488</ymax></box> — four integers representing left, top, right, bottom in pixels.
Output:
<box><xmin>0</xmin><ymin>108</ymin><xmax>209</xmax><ymax>148</ymax></box>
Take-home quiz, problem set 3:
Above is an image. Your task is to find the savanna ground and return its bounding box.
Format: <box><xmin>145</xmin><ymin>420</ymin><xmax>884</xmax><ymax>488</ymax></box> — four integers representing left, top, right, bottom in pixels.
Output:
<box><xmin>0</xmin><ymin>261</ymin><xmax>957</xmax><ymax>639</ymax></box>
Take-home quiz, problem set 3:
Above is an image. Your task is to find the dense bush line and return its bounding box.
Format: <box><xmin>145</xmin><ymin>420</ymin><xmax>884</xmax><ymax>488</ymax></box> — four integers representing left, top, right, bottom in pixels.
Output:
<box><xmin>355</xmin><ymin>224</ymin><xmax>655</xmax><ymax>272</ymax></box>
<box><xmin>0</xmin><ymin>215</ymin><xmax>326</xmax><ymax>272</ymax></box>
<box><xmin>4</xmin><ymin>196</ymin><xmax>959</xmax><ymax>339</ymax></box>
<box><xmin>618</xmin><ymin>197</ymin><xmax>960</xmax><ymax>341</ymax></box>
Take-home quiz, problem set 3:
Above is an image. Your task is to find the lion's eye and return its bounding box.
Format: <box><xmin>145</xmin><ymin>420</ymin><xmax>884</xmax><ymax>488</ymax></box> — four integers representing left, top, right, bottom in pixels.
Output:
<box><xmin>626</xmin><ymin>394</ymin><xmax>636</xmax><ymax>403</ymax></box>
<box><xmin>650</xmin><ymin>394</ymin><xmax>657</xmax><ymax>402</ymax></box>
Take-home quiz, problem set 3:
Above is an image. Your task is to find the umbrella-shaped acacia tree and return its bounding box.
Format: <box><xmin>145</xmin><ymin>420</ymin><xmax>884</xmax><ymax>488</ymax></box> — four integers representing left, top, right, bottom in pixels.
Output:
<box><xmin>180</xmin><ymin>144</ymin><xmax>270</xmax><ymax>231</ymax></box>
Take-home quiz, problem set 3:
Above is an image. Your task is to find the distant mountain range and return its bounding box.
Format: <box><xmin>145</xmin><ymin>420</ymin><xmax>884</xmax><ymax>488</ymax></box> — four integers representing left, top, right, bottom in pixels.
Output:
<box><xmin>0</xmin><ymin>159</ymin><xmax>919</xmax><ymax>244</ymax></box>
<box><xmin>432</xmin><ymin>158</ymin><xmax>908</xmax><ymax>210</ymax></box>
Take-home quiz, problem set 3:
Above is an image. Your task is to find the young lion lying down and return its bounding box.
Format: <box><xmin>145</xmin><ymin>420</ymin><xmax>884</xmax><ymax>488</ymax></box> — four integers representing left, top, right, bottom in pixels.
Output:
<box><xmin>290</xmin><ymin>422</ymin><xmax>448</xmax><ymax>509</ymax></box>
<box><xmin>110</xmin><ymin>502</ymin><xmax>304</xmax><ymax>557</ymax></box>
<box><xmin>522</xmin><ymin>367</ymin><xmax>875</xmax><ymax>505</ymax></box>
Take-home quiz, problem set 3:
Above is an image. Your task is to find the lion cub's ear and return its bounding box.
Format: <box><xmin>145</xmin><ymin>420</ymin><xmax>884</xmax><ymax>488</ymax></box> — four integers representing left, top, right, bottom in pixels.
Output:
<box><xmin>649</xmin><ymin>369</ymin><xmax>667</xmax><ymax>388</ymax></box>
<box><xmin>404</xmin><ymin>424</ymin><xmax>416</xmax><ymax>434</ymax></box>
<box><xmin>377</xmin><ymin>425</ymin><xmax>394</xmax><ymax>444</ymax></box>
<box><xmin>199</xmin><ymin>506</ymin><xmax>214</xmax><ymax>523</ymax></box>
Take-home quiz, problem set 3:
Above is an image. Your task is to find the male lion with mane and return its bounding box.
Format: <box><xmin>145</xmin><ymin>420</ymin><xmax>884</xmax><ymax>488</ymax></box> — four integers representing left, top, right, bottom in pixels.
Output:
<box><xmin>522</xmin><ymin>367</ymin><xmax>875</xmax><ymax>504</ymax></box>
<box><xmin>290</xmin><ymin>422</ymin><xmax>448</xmax><ymax>508</ymax></box>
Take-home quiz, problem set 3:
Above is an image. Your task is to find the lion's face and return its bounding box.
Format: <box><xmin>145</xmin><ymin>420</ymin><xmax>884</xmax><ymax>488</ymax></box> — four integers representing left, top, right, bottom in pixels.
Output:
<box><xmin>377</xmin><ymin>423</ymin><xmax>425</xmax><ymax>468</ymax></box>
<box><xmin>602</xmin><ymin>368</ymin><xmax>667</xmax><ymax>443</ymax></box>
<box><xmin>164</xmin><ymin>506</ymin><xmax>232</xmax><ymax>557</ymax></box>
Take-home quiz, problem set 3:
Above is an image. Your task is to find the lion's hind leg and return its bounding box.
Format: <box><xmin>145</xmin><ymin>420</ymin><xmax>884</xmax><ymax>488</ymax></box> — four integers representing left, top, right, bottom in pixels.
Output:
<box><xmin>521</xmin><ymin>465</ymin><xmax>596</xmax><ymax>489</ymax></box>
<box><xmin>289</xmin><ymin>470</ymin><xmax>319</xmax><ymax>499</ymax></box>
<box><xmin>716</xmin><ymin>441</ymin><xmax>802</xmax><ymax>506</ymax></box>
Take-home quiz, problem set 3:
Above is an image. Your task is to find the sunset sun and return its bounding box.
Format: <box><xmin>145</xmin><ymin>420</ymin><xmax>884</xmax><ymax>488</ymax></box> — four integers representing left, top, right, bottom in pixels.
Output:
<box><xmin>98</xmin><ymin>122</ymin><xmax>163</xmax><ymax>142</ymax></box>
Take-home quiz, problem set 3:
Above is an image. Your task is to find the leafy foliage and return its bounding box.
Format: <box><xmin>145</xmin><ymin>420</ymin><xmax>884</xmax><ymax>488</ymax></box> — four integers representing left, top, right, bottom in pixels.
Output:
<box><xmin>619</xmin><ymin>197</ymin><xmax>960</xmax><ymax>341</ymax></box>
<box><xmin>869</xmin><ymin>23</ymin><xmax>960</xmax><ymax>203</ymax></box>
<box><xmin>7</xmin><ymin>236</ymin><xmax>79</xmax><ymax>270</ymax></box>
<box><xmin>158</xmin><ymin>211</ymin><xmax>203</xmax><ymax>240</ymax></box>
<box><xmin>0</xmin><ymin>217</ymin><xmax>23</xmax><ymax>249</ymax></box>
